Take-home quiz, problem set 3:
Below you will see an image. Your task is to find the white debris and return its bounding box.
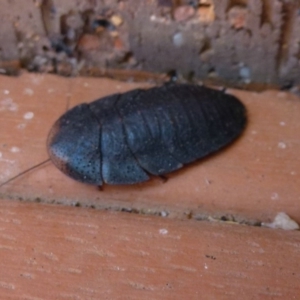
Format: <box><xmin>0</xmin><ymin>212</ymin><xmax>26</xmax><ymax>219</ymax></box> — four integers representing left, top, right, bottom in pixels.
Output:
<box><xmin>278</xmin><ymin>142</ymin><xmax>286</xmax><ymax>149</ymax></box>
<box><xmin>160</xmin><ymin>211</ymin><xmax>168</xmax><ymax>217</ymax></box>
<box><xmin>159</xmin><ymin>228</ymin><xmax>168</xmax><ymax>235</ymax></box>
<box><xmin>23</xmin><ymin>112</ymin><xmax>34</xmax><ymax>120</ymax></box>
<box><xmin>262</xmin><ymin>212</ymin><xmax>299</xmax><ymax>231</ymax></box>
<box><xmin>10</xmin><ymin>147</ymin><xmax>20</xmax><ymax>153</ymax></box>
<box><xmin>0</xmin><ymin>98</ymin><xmax>18</xmax><ymax>112</ymax></box>
<box><xmin>271</xmin><ymin>193</ymin><xmax>279</xmax><ymax>200</ymax></box>
<box><xmin>150</xmin><ymin>15</ymin><xmax>157</xmax><ymax>21</ymax></box>
<box><xmin>23</xmin><ymin>88</ymin><xmax>34</xmax><ymax>96</ymax></box>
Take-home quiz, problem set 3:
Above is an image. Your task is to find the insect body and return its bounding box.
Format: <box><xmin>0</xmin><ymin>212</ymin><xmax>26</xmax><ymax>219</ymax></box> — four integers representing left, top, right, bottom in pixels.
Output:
<box><xmin>47</xmin><ymin>84</ymin><xmax>247</xmax><ymax>186</ymax></box>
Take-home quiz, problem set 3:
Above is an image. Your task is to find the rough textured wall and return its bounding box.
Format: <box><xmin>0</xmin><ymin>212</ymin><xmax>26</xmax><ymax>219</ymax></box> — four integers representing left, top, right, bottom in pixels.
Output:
<box><xmin>0</xmin><ymin>0</ymin><xmax>299</xmax><ymax>86</ymax></box>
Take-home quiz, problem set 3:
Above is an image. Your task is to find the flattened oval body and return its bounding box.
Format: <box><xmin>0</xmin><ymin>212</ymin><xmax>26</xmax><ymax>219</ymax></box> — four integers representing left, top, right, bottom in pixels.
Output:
<box><xmin>47</xmin><ymin>104</ymin><xmax>102</xmax><ymax>185</ymax></box>
<box><xmin>47</xmin><ymin>84</ymin><xmax>247</xmax><ymax>186</ymax></box>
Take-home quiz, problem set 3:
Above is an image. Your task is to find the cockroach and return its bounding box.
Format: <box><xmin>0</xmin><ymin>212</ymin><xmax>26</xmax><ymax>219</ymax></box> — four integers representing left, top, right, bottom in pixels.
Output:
<box><xmin>0</xmin><ymin>83</ymin><xmax>247</xmax><ymax>188</ymax></box>
<box><xmin>48</xmin><ymin>83</ymin><xmax>247</xmax><ymax>186</ymax></box>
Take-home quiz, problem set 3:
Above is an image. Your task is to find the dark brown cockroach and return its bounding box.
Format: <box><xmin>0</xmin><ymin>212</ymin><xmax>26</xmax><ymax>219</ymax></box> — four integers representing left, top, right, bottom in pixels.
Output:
<box><xmin>46</xmin><ymin>83</ymin><xmax>247</xmax><ymax>186</ymax></box>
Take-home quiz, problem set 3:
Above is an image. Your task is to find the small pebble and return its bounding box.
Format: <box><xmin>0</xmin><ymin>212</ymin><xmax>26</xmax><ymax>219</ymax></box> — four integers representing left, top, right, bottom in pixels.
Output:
<box><xmin>172</xmin><ymin>32</ymin><xmax>184</xmax><ymax>47</ymax></box>
<box><xmin>239</xmin><ymin>65</ymin><xmax>251</xmax><ymax>80</ymax></box>
<box><xmin>160</xmin><ymin>211</ymin><xmax>168</xmax><ymax>217</ymax></box>
<box><xmin>110</xmin><ymin>15</ymin><xmax>123</xmax><ymax>27</ymax></box>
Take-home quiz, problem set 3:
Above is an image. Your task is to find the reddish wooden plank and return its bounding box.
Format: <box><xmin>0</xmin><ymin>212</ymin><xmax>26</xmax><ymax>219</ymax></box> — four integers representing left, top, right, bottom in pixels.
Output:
<box><xmin>0</xmin><ymin>72</ymin><xmax>300</xmax><ymax>223</ymax></box>
<box><xmin>0</xmin><ymin>199</ymin><xmax>299</xmax><ymax>299</ymax></box>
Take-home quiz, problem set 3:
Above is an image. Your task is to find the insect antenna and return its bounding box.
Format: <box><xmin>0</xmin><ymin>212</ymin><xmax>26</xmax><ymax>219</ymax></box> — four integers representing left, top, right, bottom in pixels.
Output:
<box><xmin>1</xmin><ymin>77</ymin><xmax>73</xmax><ymax>189</ymax></box>
<box><xmin>0</xmin><ymin>158</ymin><xmax>51</xmax><ymax>188</ymax></box>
